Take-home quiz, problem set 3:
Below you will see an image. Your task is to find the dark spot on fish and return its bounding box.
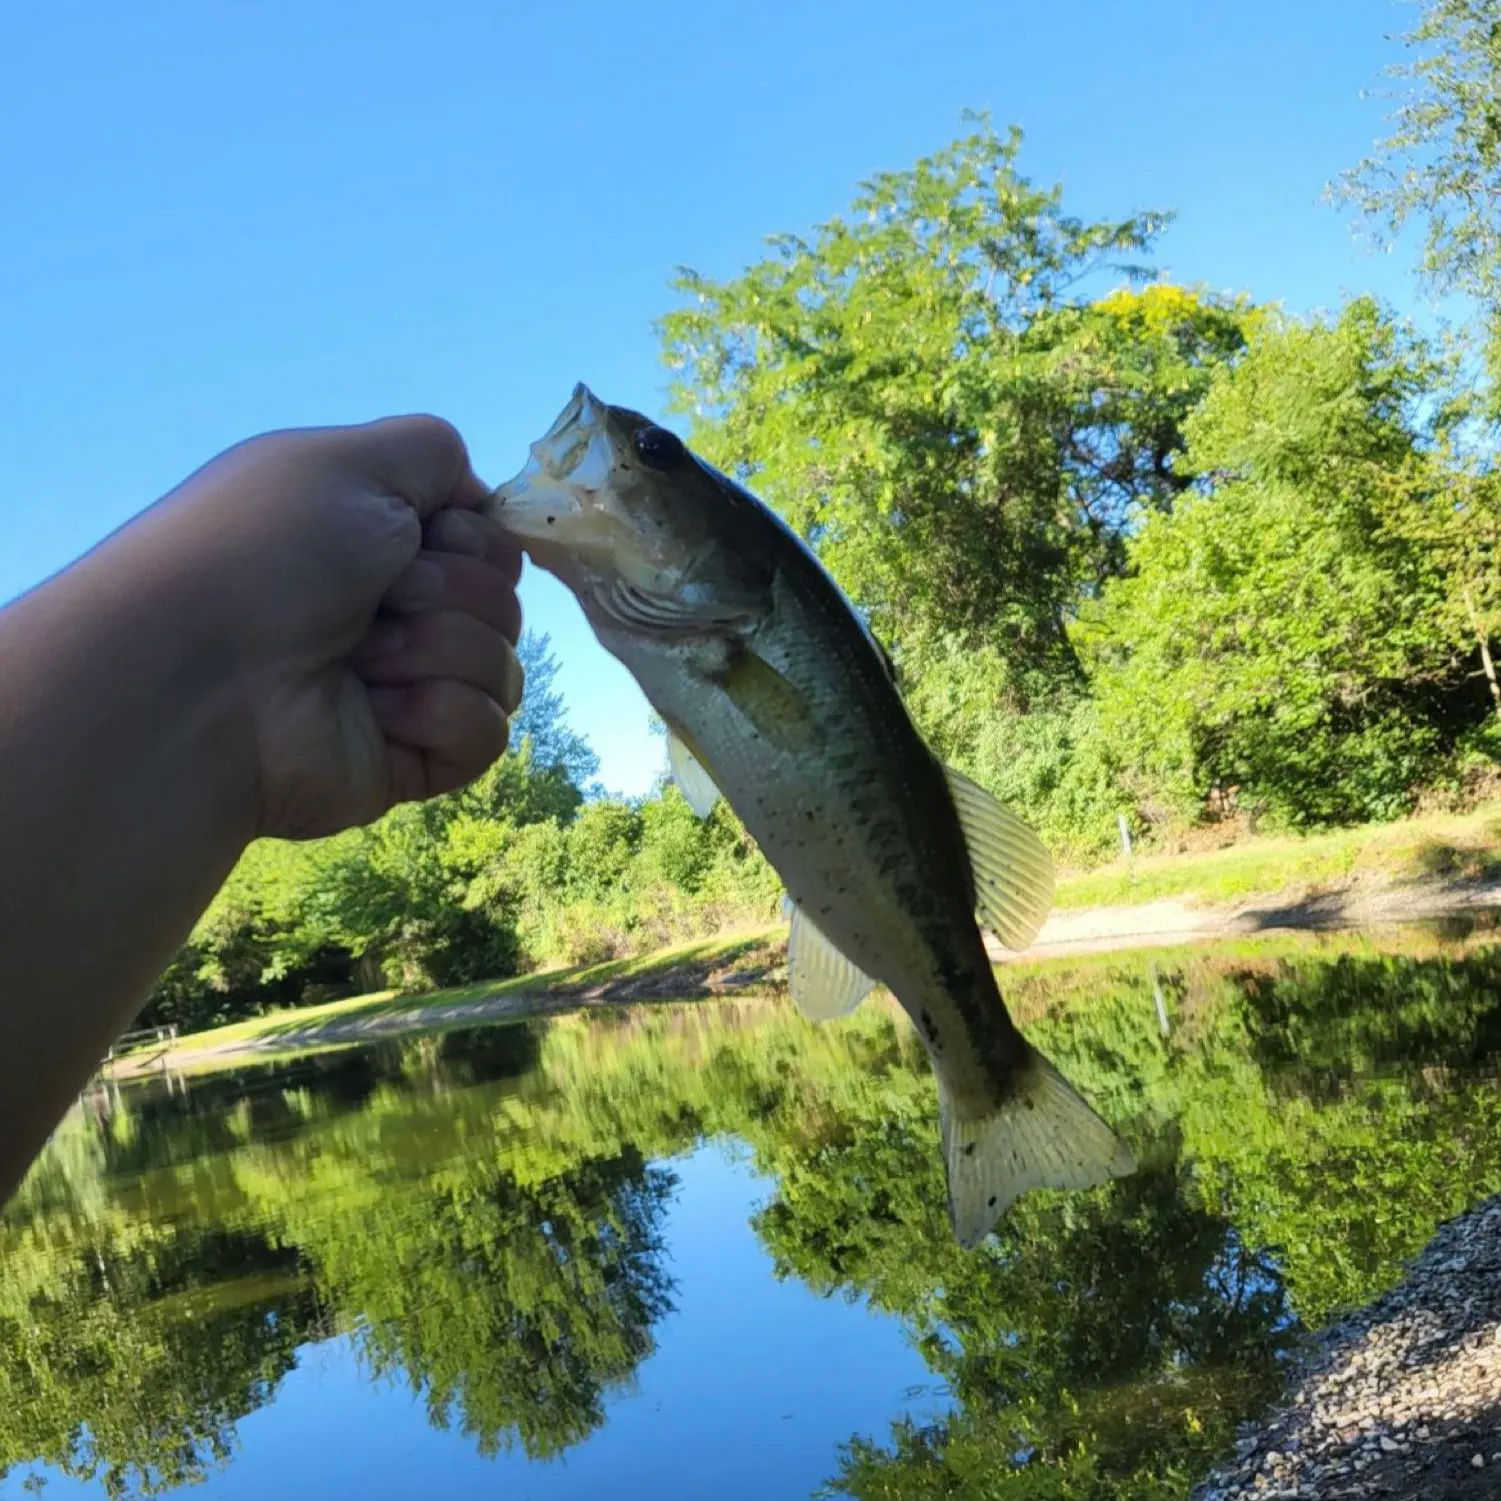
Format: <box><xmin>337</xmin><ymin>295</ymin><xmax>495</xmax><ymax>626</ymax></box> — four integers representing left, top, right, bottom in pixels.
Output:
<box><xmin>962</xmin><ymin>1142</ymin><xmax>976</xmax><ymax>1157</ymax></box>
<box><xmin>1024</xmin><ymin>1099</ymin><xmax>1035</xmax><ymax>1111</ymax></box>
<box><xmin>987</xmin><ymin>1195</ymin><xmax>997</xmax><ymax>1208</ymax></box>
<box><xmin>546</xmin><ymin>516</ymin><xmax>556</xmax><ymax>525</ymax></box>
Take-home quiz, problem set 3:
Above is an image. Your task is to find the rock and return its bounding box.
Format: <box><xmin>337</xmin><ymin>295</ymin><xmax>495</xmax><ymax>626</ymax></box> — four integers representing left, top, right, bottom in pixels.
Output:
<box><xmin>1189</xmin><ymin>1195</ymin><xmax>1501</xmax><ymax>1501</ymax></box>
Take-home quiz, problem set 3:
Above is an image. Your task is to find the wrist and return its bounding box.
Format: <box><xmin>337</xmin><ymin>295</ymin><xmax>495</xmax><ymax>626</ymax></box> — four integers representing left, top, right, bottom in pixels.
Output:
<box><xmin>0</xmin><ymin>505</ymin><xmax>263</xmax><ymax>1202</ymax></box>
<box><xmin>15</xmin><ymin>497</ymin><xmax>264</xmax><ymax>859</ymax></box>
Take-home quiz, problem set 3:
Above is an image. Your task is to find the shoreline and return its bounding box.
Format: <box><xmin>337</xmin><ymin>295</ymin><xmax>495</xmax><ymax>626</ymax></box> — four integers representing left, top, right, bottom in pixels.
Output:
<box><xmin>105</xmin><ymin>870</ymin><xmax>1501</xmax><ymax>1080</ymax></box>
<box><xmin>1193</xmin><ymin>1195</ymin><xmax>1501</xmax><ymax>1501</ymax></box>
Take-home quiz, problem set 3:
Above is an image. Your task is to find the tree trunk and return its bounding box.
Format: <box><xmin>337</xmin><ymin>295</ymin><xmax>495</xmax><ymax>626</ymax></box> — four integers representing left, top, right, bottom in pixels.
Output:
<box><xmin>1462</xmin><ymin>585</ymin><xmax>1501</xmax><ymax>721</ymax></box>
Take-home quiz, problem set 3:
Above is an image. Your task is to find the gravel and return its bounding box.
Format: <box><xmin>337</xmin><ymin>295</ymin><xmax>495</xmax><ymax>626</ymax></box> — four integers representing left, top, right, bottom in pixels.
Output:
<box><xmin>1193</xmin><ymin>1195</ymin><xmax>1501</xmax><ymax>1501</ymax></box>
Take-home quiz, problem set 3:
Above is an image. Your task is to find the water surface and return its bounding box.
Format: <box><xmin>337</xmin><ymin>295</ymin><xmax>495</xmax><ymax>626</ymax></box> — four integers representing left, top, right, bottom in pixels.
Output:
<box><xmin>4</xmin><ymin>918</ymin><xmax>1500</xmax><ymax>1498</ymax></box>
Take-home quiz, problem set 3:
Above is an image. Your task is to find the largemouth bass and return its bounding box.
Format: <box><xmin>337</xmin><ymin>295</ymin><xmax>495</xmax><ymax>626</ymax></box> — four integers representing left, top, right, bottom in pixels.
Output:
<box><xmin>488</xmin><ymin>384</ymin><xmax>1134</xmax><ymax>1245</ymax></box>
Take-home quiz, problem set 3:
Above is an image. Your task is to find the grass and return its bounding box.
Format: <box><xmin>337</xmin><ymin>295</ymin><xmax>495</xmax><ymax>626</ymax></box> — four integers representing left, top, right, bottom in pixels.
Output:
<box><xmin>118</xmin><ymin>803</ymin><xmax>1501</xmax><ymax>1074</ymax></box>
<box><xmin>117</xmin><ymin>929</ymin><xmax>777</xmax><ymax>1074</ymax></box>
<box><xmin>1052</xmin><ymin>801</ymin><xmax>1501</xmax><ymax>910</ymax></box>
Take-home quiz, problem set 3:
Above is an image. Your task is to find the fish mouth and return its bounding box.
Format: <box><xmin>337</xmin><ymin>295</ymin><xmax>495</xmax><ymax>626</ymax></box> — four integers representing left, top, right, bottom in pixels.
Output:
<box><xmin>535</xmin><ymin>381</ymin><xmax>599</xmax><ymax>460</ymax></box>
<box><xmin>487</xmin><ymin>382</ymin><xmax>614</xmax><ymax>549</ymax></box>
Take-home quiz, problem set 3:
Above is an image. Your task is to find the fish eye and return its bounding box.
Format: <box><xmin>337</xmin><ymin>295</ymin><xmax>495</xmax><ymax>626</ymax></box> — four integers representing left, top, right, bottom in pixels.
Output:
<box><xmin>633</xmin><ymin>425</ymin><xmax>686</xmax><ymax>471</ymax></box>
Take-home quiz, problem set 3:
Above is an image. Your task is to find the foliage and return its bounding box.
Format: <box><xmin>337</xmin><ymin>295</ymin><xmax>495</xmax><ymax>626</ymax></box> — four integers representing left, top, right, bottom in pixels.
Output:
<box><xmin>660</xmin><ymin>118</ymin><xmax>1249</xmax><ymax>702</ymax></box>
<box><xmin>1333</xmin><ymin>0</ymin><xmax>1501</xmax><ymax>379</ymax></box>
<box><xmin>659</xmin><ymin>115</ymin><xmax>1496</xmax><ymax>851</ymax></box>
<box><xmin>1084</xmin><ymin>299</ymin><xmax>1492</xmax><ymax>828</ymax></box>
<box><xmin>505</xmin><ymin>788</ymin><xmax>783</xmax><ymax>967</ymax></box>
<box><xmin>142</xmin><ymin>108</ymin><xmax>1501</xmax><ymax>1037</ymax></box>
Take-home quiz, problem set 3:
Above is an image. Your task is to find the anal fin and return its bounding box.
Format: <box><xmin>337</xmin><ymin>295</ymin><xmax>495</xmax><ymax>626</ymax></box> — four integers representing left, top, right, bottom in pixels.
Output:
<box><xmin>942</xmin><ymin>763</ymin><xmax>1055</xmax><ymax>951</ymax></box>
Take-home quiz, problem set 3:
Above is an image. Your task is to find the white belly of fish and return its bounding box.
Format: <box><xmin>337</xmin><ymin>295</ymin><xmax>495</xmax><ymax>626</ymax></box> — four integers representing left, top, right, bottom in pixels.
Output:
<box><xmin>601</xmin><ymin>626</ymin><xmax>939</xmax><ymax>1010</ymax></box>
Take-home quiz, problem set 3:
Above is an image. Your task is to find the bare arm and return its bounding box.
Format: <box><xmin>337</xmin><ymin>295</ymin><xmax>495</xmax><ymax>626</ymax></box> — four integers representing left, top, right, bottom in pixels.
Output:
<box><xmin>0</xmin><ymin>417</ymin><xmax>523</xmax><ymax>1201</ymax></box>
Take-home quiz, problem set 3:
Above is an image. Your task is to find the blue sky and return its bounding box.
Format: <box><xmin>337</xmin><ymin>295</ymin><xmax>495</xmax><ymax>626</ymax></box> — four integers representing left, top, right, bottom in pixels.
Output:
<box><xmin>1</xmin><ymin>0</ymin><xmax>1435</xmax><ymax>797</ymax></box>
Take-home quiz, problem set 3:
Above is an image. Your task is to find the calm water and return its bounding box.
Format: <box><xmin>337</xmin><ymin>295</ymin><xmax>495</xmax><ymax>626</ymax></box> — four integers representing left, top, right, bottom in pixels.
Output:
<box><xmin>5</xmin><ymin>919</ymin><xmax>1501</xmax><ymax>1499</ymax></box>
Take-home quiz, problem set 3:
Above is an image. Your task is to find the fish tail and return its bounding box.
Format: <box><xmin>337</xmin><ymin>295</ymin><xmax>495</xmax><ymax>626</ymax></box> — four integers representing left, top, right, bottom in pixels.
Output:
<box><xmin>937</xmin><ymin>1042</ymin><xmax>1135</xmax><ymax>1248</ymax></box>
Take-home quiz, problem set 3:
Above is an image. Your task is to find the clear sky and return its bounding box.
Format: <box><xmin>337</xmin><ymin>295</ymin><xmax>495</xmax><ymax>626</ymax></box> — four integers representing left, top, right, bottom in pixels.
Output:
<box><xmin>1</xmin><ymin>0</ymin><xmax>1434</xmax><ymax>797</ymax></box>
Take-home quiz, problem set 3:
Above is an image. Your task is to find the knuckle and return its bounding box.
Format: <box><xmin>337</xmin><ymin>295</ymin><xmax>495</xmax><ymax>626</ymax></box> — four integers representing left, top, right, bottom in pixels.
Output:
<box><xmin>397</xmin><ymin>412</ymin><xmax>464</xmax><ymax>450</ymax></box>
<box><xmin>426</xmin><ymin>608</ymin><xmax>469</xmax><ymax>656</ymax></box>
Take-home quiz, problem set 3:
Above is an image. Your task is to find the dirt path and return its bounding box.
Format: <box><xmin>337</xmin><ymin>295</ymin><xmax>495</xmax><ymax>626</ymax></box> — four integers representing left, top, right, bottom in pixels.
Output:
<box><xmin>108</xmin><ymin>871</ymin><xmax>1501</xmax><ymax>1079</ymax></box>
<box><xmin>988</xmin><ymin>870</ymin><xmax>1501</xmax><ymax>964</ymax></box>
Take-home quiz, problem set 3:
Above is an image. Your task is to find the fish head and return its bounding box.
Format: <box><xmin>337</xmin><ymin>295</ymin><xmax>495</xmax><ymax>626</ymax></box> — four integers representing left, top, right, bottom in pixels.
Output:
<box><xmin>486</xmin><ymin>384</ymin><xmax>770</xmax><ymax>617</ymax></box>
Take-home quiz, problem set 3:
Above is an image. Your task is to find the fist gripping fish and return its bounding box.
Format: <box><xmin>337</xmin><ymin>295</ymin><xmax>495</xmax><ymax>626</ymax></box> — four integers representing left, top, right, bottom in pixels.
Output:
<box><xmin>488</xmin><ymin>385</ymin><xmax>1133</xmax><ymax>1245</ymax></box>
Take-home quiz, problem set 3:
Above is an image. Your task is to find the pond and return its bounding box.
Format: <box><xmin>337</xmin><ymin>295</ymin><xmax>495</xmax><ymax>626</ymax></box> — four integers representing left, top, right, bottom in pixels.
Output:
<box><xmin>4</xmin><ymin>919</ymin><xmax>1501</xmax><ymax>1499</ymax></box>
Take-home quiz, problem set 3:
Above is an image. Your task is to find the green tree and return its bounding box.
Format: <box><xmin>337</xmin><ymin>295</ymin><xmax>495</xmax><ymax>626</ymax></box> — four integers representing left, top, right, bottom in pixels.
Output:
<box><xmin>1084</xmin><ymin>298</ymin><xmax>1484</xmax><ymax>827</ymax></box>
<box><xmin>510</xmin><ymin>629</ymin><xmax>601</xmax><ymax>788</ymax></box>
<box><xmin>1378</xmin><ymin>452</ymin><xmax>1501</xmax><ymax>728</ymax></box>
<box><xmin>659</xmin><ymin>117</ymin><xmax>1248</xmax><ymax>703</ymax></box>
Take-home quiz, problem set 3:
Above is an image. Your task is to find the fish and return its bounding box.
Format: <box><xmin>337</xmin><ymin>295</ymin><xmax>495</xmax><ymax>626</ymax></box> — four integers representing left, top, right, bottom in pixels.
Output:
<box><xmin>486</xmin><ymin>383</ymin><xmax>1135</xmax><ymax>1246</ymax></box>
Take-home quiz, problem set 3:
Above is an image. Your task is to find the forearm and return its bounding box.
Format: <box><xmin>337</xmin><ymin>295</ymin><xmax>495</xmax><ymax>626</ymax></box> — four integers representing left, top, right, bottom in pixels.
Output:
<box><xmin>0</xmin><ymin>510</ymin><xmax>257</xmax><ymax>1201</ymax></box>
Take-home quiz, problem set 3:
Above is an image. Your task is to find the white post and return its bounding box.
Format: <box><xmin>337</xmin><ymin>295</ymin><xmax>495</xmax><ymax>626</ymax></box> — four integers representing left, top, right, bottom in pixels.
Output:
<box><xmin>1150</xmin><ymin>961</ymin><xmax>1170</xmax><ymax>1037</ymax></box>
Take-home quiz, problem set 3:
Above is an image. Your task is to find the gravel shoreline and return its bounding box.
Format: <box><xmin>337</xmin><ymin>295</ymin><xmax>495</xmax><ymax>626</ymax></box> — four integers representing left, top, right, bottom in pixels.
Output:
<box><xmin>1193</xmin><ymin>1195</ymin><xmax>1501</xmax><ymax>1500</ymax></box>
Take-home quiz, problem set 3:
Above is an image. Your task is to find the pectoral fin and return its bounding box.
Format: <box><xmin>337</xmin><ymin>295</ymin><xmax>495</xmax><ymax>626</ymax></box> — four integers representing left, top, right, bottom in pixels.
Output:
<box><xmin>942</xmin><ymin>763</ymin><xmax>1055</xmax><ymax>951</ymax></box>
<box><xmin>666</xmin><ymin>729</ymin><xmax>721</xmax><ymax>818</ymax></box>
<box><xmin>720</xmin><ymin>647</ymin><xmax>825</xmax><ymax>755</ymax></box>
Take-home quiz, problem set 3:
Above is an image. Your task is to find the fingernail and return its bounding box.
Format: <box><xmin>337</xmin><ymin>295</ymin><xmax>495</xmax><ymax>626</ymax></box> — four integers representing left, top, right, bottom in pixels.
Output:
<box><xmin>355</xmin><ymin>621</ymin><xmax>406</xmax><ymax>664</ymax></box>
<box><xmin>502</xmin><ymin>650</ymin><xmax>526</xmax><ymax>715</ymax></box>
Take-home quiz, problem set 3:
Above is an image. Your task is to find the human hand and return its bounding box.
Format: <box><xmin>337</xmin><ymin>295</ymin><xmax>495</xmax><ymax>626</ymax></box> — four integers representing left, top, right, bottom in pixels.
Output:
<box><xmin>134</xmin><ymin>416</ymin><xmax>524</xmax><ymax>840</ymax></box>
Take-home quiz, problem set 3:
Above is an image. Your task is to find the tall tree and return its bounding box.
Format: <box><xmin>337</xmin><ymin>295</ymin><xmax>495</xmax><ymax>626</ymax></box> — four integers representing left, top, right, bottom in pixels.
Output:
<box><xmin>509</xmin><ymin>630</ymin><xmax>600</xmax><ymax>789</ymax></box>
<box><xmin>658</xmin><ymin>117</ymin><xmax>1249</xmax><ymax>706</ymax></box>
<box><xmin>1084</xmin><ymin>298</ymin><xmax>1483</xmax><ymax>827</ymax></box>
<box><xmin>1333</xmin><ymin>0</ymin><xmax>1501</xmax><ymax>378</ymax></box>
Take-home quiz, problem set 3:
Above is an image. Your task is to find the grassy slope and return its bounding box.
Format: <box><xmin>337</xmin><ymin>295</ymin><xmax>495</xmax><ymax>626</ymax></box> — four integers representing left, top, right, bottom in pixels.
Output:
<box><xmin>117</xmin><ymin>802</ymin><xmax>1501</xmax><ymax>1064</ymax></box>
<box><xmin>124</xmin><ymin>930</ymin><xmax>779</xmax><ymax>1063</ymax></box>
<box><xmin>1052</xmin><ymin>801</ymin><xmax>1501</xmax><ymax>910</ymax></box>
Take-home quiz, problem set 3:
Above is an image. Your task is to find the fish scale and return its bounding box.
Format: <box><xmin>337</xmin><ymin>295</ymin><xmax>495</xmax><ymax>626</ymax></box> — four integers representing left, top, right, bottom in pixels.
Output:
<box><xmin>488</xmin><ymin>382</ymin><xmax>1134</xmax><ymax>1246</ymax></box>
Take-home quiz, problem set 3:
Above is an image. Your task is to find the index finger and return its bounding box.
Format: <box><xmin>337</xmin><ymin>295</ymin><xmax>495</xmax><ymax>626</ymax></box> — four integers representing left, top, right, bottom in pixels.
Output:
<box><xmin>341</xmin><ymin>414</ymin><xmax>491</xmax><ymax>517</ymax></box>
<box><xmin>424</xmin><ymin>508</ymin><xmax>524</xmax><ymax>586</ymax></box>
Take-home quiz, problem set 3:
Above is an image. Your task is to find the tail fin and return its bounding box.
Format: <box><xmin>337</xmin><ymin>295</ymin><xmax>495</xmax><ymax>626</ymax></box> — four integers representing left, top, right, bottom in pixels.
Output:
<box><xmin>938</xmin><ymin>1043</ymin><xmax>1135</xmax><ymax>1248</ymax></box>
